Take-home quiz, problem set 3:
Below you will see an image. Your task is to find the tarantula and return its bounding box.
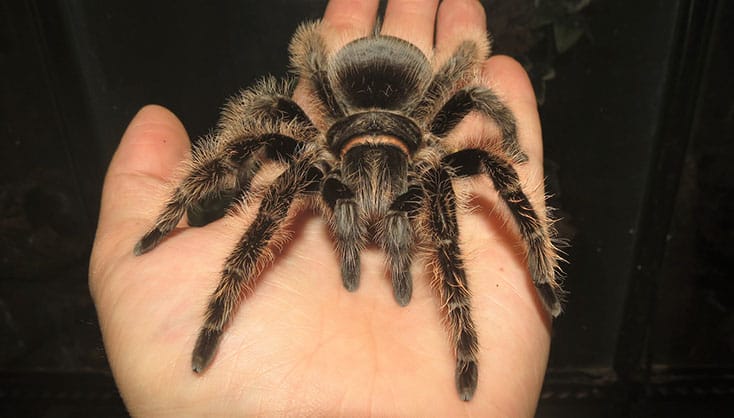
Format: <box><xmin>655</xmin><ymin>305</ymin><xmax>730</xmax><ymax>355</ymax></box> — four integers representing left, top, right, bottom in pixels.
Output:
<box><xmin>134</xmin><ymin>20</ymin><xmax>562</xmax><ymax>401</ymax></box>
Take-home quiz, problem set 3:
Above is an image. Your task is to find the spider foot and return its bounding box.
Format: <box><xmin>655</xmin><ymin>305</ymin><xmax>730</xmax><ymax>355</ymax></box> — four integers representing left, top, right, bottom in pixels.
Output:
<box><xmin>392</xmin><ymin>271</ymin><xmax>412</xmax><ymax>307</ymax></box>
<box><xmin>456</xmin><ymin>359</ymin><xmax>478</xmax><ymax>401</ymax></box>
<box><xmin>191</xmin><ymin>327</ymin><xmax>223</xmax><ymax>373</ymax></box>
<box><xmin>537</xmin><ymin>283</ymin><xmax>562</xmax><ymax>317</ymax></box>
<box><xmin>133</xmin><ymin>228</ymin><xmax>165</xmax><ymax>256</ymax></box>
<box><xmin>341</xmin><ymin>262</ymin><xmax>360</xmax><ymax>292</ymax></box>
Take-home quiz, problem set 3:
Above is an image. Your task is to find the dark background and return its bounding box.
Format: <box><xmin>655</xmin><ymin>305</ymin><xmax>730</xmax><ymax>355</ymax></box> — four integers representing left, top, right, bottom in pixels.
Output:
<box><xmin>1</xmin><ymin>0</ymin><xmax>732</xmax><ymax>416</ymax></box>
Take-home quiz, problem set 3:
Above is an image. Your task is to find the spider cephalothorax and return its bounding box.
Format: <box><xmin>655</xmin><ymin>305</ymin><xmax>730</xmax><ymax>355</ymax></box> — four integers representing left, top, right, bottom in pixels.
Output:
<box><xmin>134</xmin><ymin>21</ymin><xmax>563</xmax><ymax>401</ymax></box>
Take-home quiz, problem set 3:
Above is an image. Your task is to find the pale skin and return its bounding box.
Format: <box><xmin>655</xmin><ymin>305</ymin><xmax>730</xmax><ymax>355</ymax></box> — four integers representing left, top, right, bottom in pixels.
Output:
<box><xmin>89</xmin><ymin>0</ymin><xmax>553</xmax><ymax>416</ymax></box>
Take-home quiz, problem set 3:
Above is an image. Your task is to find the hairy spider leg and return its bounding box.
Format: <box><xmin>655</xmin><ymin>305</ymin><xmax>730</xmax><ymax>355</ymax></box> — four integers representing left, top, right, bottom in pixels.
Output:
<box><xmin>429</xmin><ymin>86</ymin><xmax>527</xmax><ymax>164</ymax></box>
<box><xmin>378</xmin><ymin>184</ymin><xmax>423</xmax><ymax>305</ymax></box>
<box><xmin>219</xmin><ymin>77</ymin><xmax>318</xmax><ymax>140</ymax></box>
<box><xmin>410</xmin><ymin>39</ymin><xmax>486</xmax><ymax>118</ymax></box>
<box><xmin>421</xmin><ymin>166</ymin><xmax>479</xmax><ymax>401</ymax></box>
<box><xmin>377</xmin><ymin>206</ymin><xmax>415</xmax><ymax>305</ymax></box>
<box><xmin>189</xmin><ymin>79</ymin><xmax>319</xmax><ymax>225</ymax></box>
<box><xmin>410</xmin><ymin>38</ymin><xmax>528</xmax><ymax>164</ymax></box>
<box><xmin>289</xmin><ymin>22</ymin><xmax>345</xmax><ymax>120</ymax></box>
<box><xmin>134</xmin><ymin>133</ymin><xmax>302</xmax><ymax>256</ymax></box>
<box><xmin>322</xmin><ymin>173</ymin><xmax>367</xmax><ymax>292</ymax></box>
<box><xmin>191</xmin><ymin>157</ymin><xmax>324</xmax><ymax>372</ymax></box>
<box><xmin>443</xmin><ymin>149</ymin><xmax>562</xmax><ymax>316</ymax></box>
<box><xmin>135</xmin><ymin>74</ymin><xmax>319</xmax><ymax>255</ymax></box>
<box><xmin>185</xmin><ymin>146</ymin><xmax>262</xmax><ymax>228</ymax></box>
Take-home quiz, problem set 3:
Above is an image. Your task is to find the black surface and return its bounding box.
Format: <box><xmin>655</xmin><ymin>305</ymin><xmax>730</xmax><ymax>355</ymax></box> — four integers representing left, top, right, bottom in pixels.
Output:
<box><xmin>541</xmin><ymin>0</ymin><xmax>683</xmax><ymax>370</ymax></box>
<box><xmin>1</xmin><ymin>0</ymin><xmax>733</xmax><ymax>416</ymax></box>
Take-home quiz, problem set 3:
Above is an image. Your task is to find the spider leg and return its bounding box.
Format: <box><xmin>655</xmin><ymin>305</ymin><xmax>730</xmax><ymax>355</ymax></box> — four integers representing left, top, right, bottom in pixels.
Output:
<box><xmin>404</xmin><ymin>34</ymin><xmax>519</xmax><ymax>164</ymax></box>
<box><xmin>133</xmin><ymin>133</ymin><xmax>302</xmax><ymax>256</ymax></box>
<box><xmin>410</xmin><ymin>40</ymin><xmax>485</xmax><ymax>118</ymax></box>
<box><xmin>289</xmin><ymin>22</ymin><xmax>345</xmax><ymax>120</ymax></box>
<box><xmin>378</xmin><ymin>184</ymin><xmax>423</xmax><ymax>305</ymax></box>
<box><xmin>219</xmin><ymin>76</ymin><xmax>318</xmax><ymax>140</ymax></box>
<box><xmin>192</xmin><ymin>158</ymin><xmax>324</xmax><ymax>372</ymax></box>
<box><xmin>443</xmin><ymin>149</ymin><xmax>562</xmax><ymax>316</ymax></box>
<box><xmin>322</xmin><ymin>173</ymin><xmax>367</xmax><ymax>292</ymax></box>
<box><xmin>421</xmin><ymin>166</ymin><xmax>479</xmax><ymax>401</ymax></box>
<box><xmin>186</xmin><ymin>78</ymin><xmax>319</xmax><ymax>226</ymax></box>
<box><xmin>185</xmin><ymin>149</ymin><xmax>261</xmax><ymax>227</ymax></box>
<box><xmin>430</xmin><ymin>87</ymin><xmax>527</xmax><ymax>163</ymax></box>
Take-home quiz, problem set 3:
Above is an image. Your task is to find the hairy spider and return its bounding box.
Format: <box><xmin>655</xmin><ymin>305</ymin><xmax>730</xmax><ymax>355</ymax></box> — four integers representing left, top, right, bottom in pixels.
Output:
<box><xmin>134</xmin><ymin>20</ymin><xmax>563</xmax><ymax>401</ymax></box>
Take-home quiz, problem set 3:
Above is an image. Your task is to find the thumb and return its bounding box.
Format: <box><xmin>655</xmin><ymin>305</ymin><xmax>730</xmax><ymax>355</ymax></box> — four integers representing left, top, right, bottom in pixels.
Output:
<box><xmin>90</xmin><ymin>105</ymin><xmax>191</xmax><ymax>286</ymax></box>
<box><xmin>97</xmin><ymin>105</ymin><xmax>191</xmax><ymax>233</ymax></box>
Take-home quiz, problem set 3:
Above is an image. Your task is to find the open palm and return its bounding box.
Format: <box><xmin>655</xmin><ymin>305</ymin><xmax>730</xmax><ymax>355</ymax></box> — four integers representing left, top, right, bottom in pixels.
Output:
<box><xmin>89</xmin><ymin>1</ymin><xmax>553</xmax><ymax>416</ymax></box>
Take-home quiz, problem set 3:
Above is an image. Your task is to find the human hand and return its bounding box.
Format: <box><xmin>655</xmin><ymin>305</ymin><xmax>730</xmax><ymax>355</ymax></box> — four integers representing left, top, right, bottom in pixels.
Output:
<box><xmin>89</xmin><ymin>0</ymin><xmax>552</xmax><ymax>416</ymax></box>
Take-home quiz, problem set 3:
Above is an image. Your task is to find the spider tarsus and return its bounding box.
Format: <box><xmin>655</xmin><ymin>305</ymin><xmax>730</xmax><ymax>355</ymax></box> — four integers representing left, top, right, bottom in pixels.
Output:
<box><xmin>133</xmin><ymin>229</ymin><xmax>162</xmax><ymax>256</ymax></box>
<box><xmin>393</xmin><ymin>289</ymin><xmax>411</xmax><ymax>307</ymax></box>
<box><xmin>456</xmin><ymin>359</ymin><xmax>478</xmax><ymax>402</ymax></box>
<box><xmin>527</xmin><ymin>251</ymin><xmax>563</xmax><ymax>317</ymax></box>
<box><xmin>341</xmin><ymin>265</ymin><xmax>360</xmax><ymax>292</ymax></box>
<box><xmin>191</xmin><ymin>327</ymin><xmax>222</xmax><ymax>373</ymax></box>
<box><xmin>537</xmin><ymin>283</ymin><xmax>562</xmax><ymax>317</ymax></box>
<box><xmin>392</xmin><ymin>272</ymin><xmax>412</xmax><ymax>307</ymax></box>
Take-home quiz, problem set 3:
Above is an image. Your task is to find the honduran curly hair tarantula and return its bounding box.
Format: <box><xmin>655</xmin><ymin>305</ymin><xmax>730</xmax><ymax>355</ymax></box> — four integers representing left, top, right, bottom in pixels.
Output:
<box><xmin>134</xmin><ymin>20</ymin><xmax>563</xmax><ymax>401</ymax></box>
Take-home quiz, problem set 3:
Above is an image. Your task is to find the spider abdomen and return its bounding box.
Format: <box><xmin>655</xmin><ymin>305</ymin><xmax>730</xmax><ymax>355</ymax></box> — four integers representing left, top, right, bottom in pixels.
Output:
<box><xmin>331</xmin><ymin>36</ymin><xmax>432</xmax><ymax>111</ymax></box>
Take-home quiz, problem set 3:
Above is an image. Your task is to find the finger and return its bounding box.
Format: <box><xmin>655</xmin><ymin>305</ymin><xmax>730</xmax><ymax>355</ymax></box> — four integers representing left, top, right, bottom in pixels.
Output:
<box><xmin>97</xmin><ymin>105</ymin><xmax>191</xmax><ymax>234</ymax></box>
<box><xmin>435</xmin><ymin>0</ymin><xmax>487</xmax><ymax>51</ymax></box>
<box><xmin>381</xmin><ymin>0</ymin><xmax>439</xmax><ymax>55</ymax></box>
<box><xmin>322</xmin><ymin>0</ymin><xmax>380</xmax><ymax>43</ymax></box>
